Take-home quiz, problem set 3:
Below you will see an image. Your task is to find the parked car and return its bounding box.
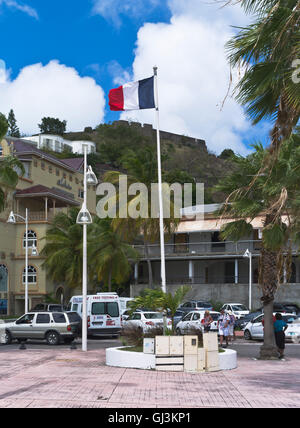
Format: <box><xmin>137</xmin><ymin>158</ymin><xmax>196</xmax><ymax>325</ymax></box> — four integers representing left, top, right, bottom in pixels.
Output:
<box><xmin>178</xmin><ymin>300</ymin><xmax>213</xmax><ymax>314</ymax></box>
<box><xmin>243</xmin><ymin>313</ymin><xmax>300</xmax><ymax>341</ymax></box>
<box><xmin>31</xmin><ymin>303</ymin><xmax>66</xmax><ymax>312</ymax></box>
<box><xmin>176</xmin><ymin>311</ymin><xmax>220</xmax><ymax>335</ymax></box>
<box><xmin>123</xmin><ymin>311</ymin><xmax>172</xmax><ymax>332</ymax></box>
<box><xmin>173</xmin><ymin>310</ymin><xmax>185</xmax><ymax>327</ymax></box>
<box><xmin>3</xmin><ymin>311</ymin><xmax>80</xmax><ymax>345</ymax></box>
<box><xmin>234</xmin><ymin>310</ymin><xmax>263</xmax><ymax>330</ymax></box>
<box><xmin>278</xmin><ymin>302</ymin><xmax>300</xmax><ymax>315</ymax></box>
<box><xmin>221</xmin><ymin>303</ymin><xmax>249</xmax><ymax>319</ymax></box>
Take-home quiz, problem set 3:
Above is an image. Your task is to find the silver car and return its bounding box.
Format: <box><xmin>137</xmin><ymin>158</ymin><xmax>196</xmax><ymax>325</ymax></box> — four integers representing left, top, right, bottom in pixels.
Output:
<box><xmin>3</xmin><ymin>311</ymin><xmax>80</xmax><ymax>345</ymax></box>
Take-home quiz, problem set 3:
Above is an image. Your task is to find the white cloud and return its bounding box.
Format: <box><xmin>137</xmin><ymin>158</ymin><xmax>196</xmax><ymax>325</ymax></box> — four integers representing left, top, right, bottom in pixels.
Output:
<box><xmin>0</xmin><ymin>60</ymin><xmax>105</xmax><ymax>135</ymax></box>
<box><xmin>92</xmin><ymin>0</ymin><xmax>161</xmax><ymax>27</ymax></box>
<box><xmin>119</xmin><ymin>0</ymin><xmax>253</xmax><ymax>155</ymax></box>
<box><xmin>0</xmin><ymin>0</ymin><xmax>38</xmax><ymax>19</ymax></box>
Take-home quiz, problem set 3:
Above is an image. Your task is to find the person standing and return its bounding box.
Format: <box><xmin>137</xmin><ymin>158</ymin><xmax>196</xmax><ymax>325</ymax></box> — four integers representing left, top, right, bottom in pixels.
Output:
<box><xmin>218</xmin><ymin>309</ymin><xmax>230</xmax><ymax>348</ymax></box>
<box><xmin>202</xmin><ymin>310</ymin><xmax>213</xmax><ymax>332</ymax></box>
<box><xmin>228</xmin><ymin>311</ymin><xmax>236</xmax><ymax>342</ymax></box>
<box><xmin>274</xmin><ymin>312</ymin><xmax>288</xmax><ymax>359</ymax></box>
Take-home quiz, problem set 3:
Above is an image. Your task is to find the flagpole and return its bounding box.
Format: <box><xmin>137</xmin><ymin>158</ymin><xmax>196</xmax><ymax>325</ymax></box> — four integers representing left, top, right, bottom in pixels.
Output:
<box><xmin>153</xmin><ymin>66</ymin><xmax>166</xmax><ymax>293</ymax></box>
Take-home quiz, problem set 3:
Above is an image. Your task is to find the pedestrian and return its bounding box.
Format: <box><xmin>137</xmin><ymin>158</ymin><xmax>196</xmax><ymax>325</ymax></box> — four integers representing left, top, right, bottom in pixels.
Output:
<box><xmin>228</xmin><ymin>311</ymin><xmax>236</xmax><ymax>342</ymax></box>
<box><xmin>218</xmin><ymin>309</ymin><xmax>230</xmax><ymax>348</ymax></box>
<box><xmin>274</xmin><ymin>312</ymin><xmax>288</xmax><ymax>359</ymax></box>
<box><xmin>202</xmin><ymin>310</ymin><xmax>213</xmax><ymax>332</ymax></box>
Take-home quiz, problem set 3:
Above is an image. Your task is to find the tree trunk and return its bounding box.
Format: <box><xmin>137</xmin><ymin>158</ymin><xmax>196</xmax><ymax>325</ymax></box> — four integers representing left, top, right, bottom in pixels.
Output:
<box><xmin>259</xmin><ymin>217</ymin><xmax>279</xmax><ymax>359</ymax></box>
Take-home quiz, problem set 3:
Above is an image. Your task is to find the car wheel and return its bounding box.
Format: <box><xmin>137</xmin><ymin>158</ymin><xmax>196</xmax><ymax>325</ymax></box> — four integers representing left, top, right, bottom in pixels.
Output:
<box><xmin>17</xmin><ymin>338</ymin><xmax>27</xmax><ymax>344</ymax></box>
<box><xmin>176</xmin><ymin>328</ymin><xmax>181</xmax><ymax>335</ymax></box>
<box><xmin>244</xmin><ymin>329</ymin><xmax>252</xmax><ymax>341</ymax></box>
<box><xmin>4</xmin><ymin>330</ymin><xmax>12</xmax><ymax>345</ymax></box>
<box><xmin>46</xmin><ymin>331</ymin><xmax>60</xmax><ymax>346</ymax></box>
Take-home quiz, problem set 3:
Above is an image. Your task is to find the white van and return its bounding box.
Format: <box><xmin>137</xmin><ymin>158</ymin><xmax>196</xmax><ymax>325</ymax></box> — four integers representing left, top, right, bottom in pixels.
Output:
<box><xmin>119</xmin><ymin>297</ymin><xmax>134</xmax><ymax>315</ymax></box>
<box><xmin>69</xmin><ymin>293</ymin><xmax>121</xmax><ymax>337</ymax></box>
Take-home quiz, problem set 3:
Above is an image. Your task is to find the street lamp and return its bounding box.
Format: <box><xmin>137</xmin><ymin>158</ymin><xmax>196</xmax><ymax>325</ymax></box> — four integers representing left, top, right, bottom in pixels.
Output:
<box><xmin>7</xmin><ymin>209</ymin><xmax>38</xmax><ymax>313</ymax></box>
<box><xmin>76</xmin><ymin>145</ymin><xmax>98</xmax><ymax>352</ymax></box>
<box><xmin>243</xmin><ymin>248</ymin><xmax>252</xmax><ymax>311</ymax></box>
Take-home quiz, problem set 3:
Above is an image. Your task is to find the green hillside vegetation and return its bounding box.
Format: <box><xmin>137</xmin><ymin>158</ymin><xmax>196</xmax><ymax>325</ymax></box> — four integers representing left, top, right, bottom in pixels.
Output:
<box><xmin>62</xmin><ymin>121</ymin><xmax>236</xmax><ymax>203</ymax></box>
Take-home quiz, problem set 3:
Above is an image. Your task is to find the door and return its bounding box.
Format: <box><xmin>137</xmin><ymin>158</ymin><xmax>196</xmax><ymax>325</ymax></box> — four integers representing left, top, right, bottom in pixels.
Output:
<box><xmin>11</xmin><ymin>314</ymin><xmax>36</xmax><ymax>338</ymax></box>
<box><xmin>251</xmin><ymin>315</ymin><xmax>264</xmax><ymax>338</ymax></box>
<box><xmin>180</xmin><ymin>312</ymin><xmax>193</xmax><ymax>333</ymax></box>
<box><xmin>33</xmin><ymin>313</ymin><xmax>52</xmax><ymax>339</ymax></box>
<box><xmin>191</xmin><ymin>312</ymin><xmax>201</xmax><ymax>329</ymax></box>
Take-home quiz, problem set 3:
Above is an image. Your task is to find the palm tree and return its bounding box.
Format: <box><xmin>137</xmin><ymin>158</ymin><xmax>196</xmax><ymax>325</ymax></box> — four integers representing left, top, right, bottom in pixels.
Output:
<box><xmin>0</xmin><ymin>114</ymin><xmax>25</xmax><ymax>211</ymax></box>
<box><xmin>103</xmin><ymin>146</ymin><xmax>180</xmax><ymax>288</ymax></box>
<box><xmin>216</xmin><ymin>134</ymin><xmax>300</xmax><ymax>358</ymax></box>
<box><xmin>226</xmin><ymin>0</ymin><xmax>300</xmax><ymax>157</ymax></box>
<box><xmin>41</xmin><ymin>208</ymin><xmax>83</xmax><ymax>290</ymax></box>
<box><xmin>88</xmin><ymin>217</ymin><xmax>139</xmax><ymax>292</ymax></box>
<box><xmin>128</xmin><ymin>285</ymin><xmax>191</xmax><ymax>333</ymax></box>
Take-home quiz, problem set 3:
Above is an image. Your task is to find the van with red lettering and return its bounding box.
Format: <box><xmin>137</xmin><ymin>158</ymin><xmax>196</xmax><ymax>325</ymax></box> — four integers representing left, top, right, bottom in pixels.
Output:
<box><xmin>68</xmin><ymin>293</ymin><xmax>121</xmax><ymax>337</ymax></box>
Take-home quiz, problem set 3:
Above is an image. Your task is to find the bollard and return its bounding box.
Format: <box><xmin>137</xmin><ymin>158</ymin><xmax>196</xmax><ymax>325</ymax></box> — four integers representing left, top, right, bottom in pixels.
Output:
<box><xmin>19</xmin><ymin>340</ymin><xmax>27</xmax><ymax>350</ymax></box>
<box><xmin>70</xmin><ymin>341</ymin><xmax>77</xmax><ymax>350</ymax></box>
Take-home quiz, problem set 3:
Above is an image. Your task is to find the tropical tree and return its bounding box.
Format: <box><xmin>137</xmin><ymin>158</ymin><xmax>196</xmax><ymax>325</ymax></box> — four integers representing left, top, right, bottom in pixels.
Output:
<box><xmin>216</xmin><ymin>134</ymin><xmax>300</xmax><ymax>358</ymax></box>
<box><xmin>7</xmin><ymin>109</ymin><xmax>20</xmax><ymax>138</ymax></box>
<box><xmin>38</xmin><ymin>117</ymin><xmax>67</xmax><ymax>135</ymax></box>
<box><xmin>128</xmin><ymin>285</ymin><xmax>191</xmax><ymax>333</ymax></box>
<box><xmin>0</xmin><ymin>114</ymin><xmax>25</xmax><ymax>211</ymax></box>
<box><xmin>41</xmin><ymin>208</ymin><xmax>83</xmax><ymax>289</ymax></box>
<box><xmin>88</xmin><ymin>217</ymin><xmax>139</xmax><ymax>292</ymax></box>
<box><xmin>102</xmin><ymin>145</ymin><xmax>180</xmax><ymax>288</ymax></box>
<box><xmin>226</xmin><ymin>0</ymin><xmax>300</xmax><ymax>158</ymax></box>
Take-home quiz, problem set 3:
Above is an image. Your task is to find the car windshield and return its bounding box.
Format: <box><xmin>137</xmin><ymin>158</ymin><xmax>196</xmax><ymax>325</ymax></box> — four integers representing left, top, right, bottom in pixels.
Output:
<box><xmin>144</xmin><ymin>313</ymin><xmax>163</xmax><ymax>319</ymax></box>
<box><xmin>210</xmin><ymin>313</ymin><xmax>219</xmax><ymax>320</ymax></box>
<box><xmin>197</xmin><ymin>302</ymin><xmax>211</xmax><ymax>308</ymax></box>
<box><xmin>232</xmin><ymin>305</ymin><xmax>248</xmax><ymax>311</ymax></box>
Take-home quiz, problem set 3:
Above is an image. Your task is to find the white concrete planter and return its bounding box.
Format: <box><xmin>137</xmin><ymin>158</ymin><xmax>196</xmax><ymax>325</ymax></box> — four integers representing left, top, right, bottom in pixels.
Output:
<box><xmin>106</xmin><ymin>347</ymin><xmax>237</xmax><ymax>371</ymax></box>
<box><xmin>218</xmin><ymin>348</ymin><xmax>237</xmax><ymax>370</ymax></box>
<box><xmin>106</xmin><ymin>347</ymin><xmax>156</xmax><ymax>370</ymax></box>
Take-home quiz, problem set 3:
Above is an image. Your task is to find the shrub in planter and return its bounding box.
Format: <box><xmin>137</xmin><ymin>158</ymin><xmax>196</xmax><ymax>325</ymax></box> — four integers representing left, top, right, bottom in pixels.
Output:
<box><xmin>120</xmin><ymin>325</ymin><xmax>144</xmax><ymax>348</ymax></box>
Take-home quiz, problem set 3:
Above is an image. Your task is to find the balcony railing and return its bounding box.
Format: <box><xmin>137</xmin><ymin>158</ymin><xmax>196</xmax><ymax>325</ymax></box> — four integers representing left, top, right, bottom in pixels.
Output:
<box><xmin>133</xmin><ymin>240</ymin><xmax>298</xmax><ymax>258</ymax></box>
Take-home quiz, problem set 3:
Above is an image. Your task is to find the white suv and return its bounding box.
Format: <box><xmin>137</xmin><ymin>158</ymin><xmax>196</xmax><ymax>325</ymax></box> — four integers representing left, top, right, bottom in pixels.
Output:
<box><xmin>123</xmin><ymin>311</ymin><xmax>172</xmax><ymax>332</ymax></box>
<box><xmin>221</xmin><ymin>303</ymin><xmax>249</xmax><ymax>319</ymax></box>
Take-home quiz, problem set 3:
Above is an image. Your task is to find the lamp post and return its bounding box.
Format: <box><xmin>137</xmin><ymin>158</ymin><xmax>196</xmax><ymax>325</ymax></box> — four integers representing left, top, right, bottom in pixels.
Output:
<box><xmin>7</xmin><ymin>209</ymin><xmax>38</xmax><ymax>313</ymax></box>
<box><xmin>76</xmin><ymin>145</ymin><xmax>98</xmax><ymax>352</ymax></box>
<box><xmin>243</xmin><ymin>249</ymin><xmax>252</xmax><ymax>311</ymax></box>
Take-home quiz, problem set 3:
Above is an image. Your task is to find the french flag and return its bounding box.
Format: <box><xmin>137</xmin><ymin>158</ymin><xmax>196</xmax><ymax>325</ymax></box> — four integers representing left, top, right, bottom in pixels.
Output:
<box><xmin>108</xmin><ymin>76</ymin><xmax>155</xmax><ymax>111</ymax></box>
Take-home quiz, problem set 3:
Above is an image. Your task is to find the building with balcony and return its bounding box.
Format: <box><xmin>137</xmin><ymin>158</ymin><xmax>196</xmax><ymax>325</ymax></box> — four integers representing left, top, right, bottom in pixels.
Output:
<box><xmin>0</xmin><ymin>137</ymin><xmax>96</xmax><ymax>315</ymax></box>
<box><xmin>20</xmin><ymin>134</ymin><xmax>96</xmax><ymax>155</ymax></box>
<box><xmin>131</xmin><ymin>204</ymin><xmax>300</xmax><ymax>309</ymax></box>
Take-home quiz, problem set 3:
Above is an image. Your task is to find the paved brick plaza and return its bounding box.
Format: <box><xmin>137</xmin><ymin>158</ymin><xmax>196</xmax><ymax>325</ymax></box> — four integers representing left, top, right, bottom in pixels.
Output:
<box><xmin>0</xmin><ymin>346</ymin><xmax>299</xmax><ymax>408</ymax></box>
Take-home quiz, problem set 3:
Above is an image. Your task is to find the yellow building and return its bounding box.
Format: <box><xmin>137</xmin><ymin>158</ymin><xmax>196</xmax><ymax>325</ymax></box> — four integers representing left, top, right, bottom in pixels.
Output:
<box><xmin>0</xmin><ymin>137</ymin><xmax>96</xmax><ymax>316</ymax></box>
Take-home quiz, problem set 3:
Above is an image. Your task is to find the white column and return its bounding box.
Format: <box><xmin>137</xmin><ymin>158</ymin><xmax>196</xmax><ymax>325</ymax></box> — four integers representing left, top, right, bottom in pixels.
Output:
<box><xmin>25</xmin><ymin>208</ymin><xmax>28</xmax><ymax>313</ymax></box>
<box><xmin>235</xmin><ymin>259</ymin><xmax>239</xmax><ymax>284</ymax></box>
<box><xmin>189</xmin><ymin>260</ymin><xmax>194</xmax><ymax>284</ymax></box>
<box><xmin>82</xmin><ymin>146</ymin><xmax>88</xmax><ymax>352</ymax></box>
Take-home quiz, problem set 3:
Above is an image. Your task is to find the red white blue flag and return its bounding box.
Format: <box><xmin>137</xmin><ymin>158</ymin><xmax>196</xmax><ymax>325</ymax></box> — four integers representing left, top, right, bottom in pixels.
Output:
<box><xmin>108</xmin><ymin>76</ymin><xmax>155</xmax><ymax>111</ymax></box>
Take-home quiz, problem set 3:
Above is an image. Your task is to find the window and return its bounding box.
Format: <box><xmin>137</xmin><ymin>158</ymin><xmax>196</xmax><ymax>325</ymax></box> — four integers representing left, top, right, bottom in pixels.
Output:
<box><xmin>56</xmin><ymin>169</ymin><xmax>60</xmax><ymax>176</ymax></box>
<box><xmin>23</xmin><ymin>266</ymin><xmax>37</xmax><ymax>284</ymax></box>
<box><xmin>36</xmin><ymin>314</ymin><xmax>50</xmax><ymax>324</ymax></box>
<box><xmin>17</xmin><ymin>314</ymin><xmax>35</xmax><ymax>324</ymax></box>
<box><xmin>69</xmin><ymin>175</ymin><xmax>73</xmax><ymax>182</ymax></box>
<box><xmin>182</xmin><ymin>313</ymin><xmax>193</xmax><ymax>321</ymax></box>
<box><xmin>49</xmin><ymin>166</ymin><xmax>53</xmax><ymax>173</ymax></box>
<box><xmin>92</xmin><ymin>302</ymin><xmax>105</xmax><ymax>315</ymax></box>
<box><xmin>174</xmin><ymin>233</ymin><xmax>189</xmax><ymax>253</ymax></box>
<box><xmin>211</xmin><ymin>232</ymin><xmax>225</xmax><ymax>251</ymax></box>
<box><xmin>192</xmin><ymin>313</ymin><xmax>201</xmax><ymax>321</ymax></box>
<box><xmin>48</xmin><ymin>305</ymin><xmax>63</xmax><ymax>312</ymax></box>
<box><xmin>91</xmin><ymin>302</ymin><xmax>119</xmax><ymax>317</ymax></box>
<box><xmin>131</xmin><ymin>313</ymin><xmax>141</xmax><ymax>320</ymax></box>
<box><xmin>78</xmin><ymin>189</ymin><xmax>84</xmax><ymax>199</ymax></box>
<box><xmin>52</xmin><ymin>313</ymin><xmax>66</xmax><ymax>323</ymax></box>
<box><xmin>33</xmin><ymin>160</ymin><xmax>38</xmax><ymax>167</ymax></box>
<box><xmin>23</xmin><ymin>230</ymin><xmax>37</xmax><ymax>249</ymax></box>
<box><xmin>41</xmin><ymin>162</ymin><xmax>45</xmax><ymax>170</ymax></box>
<box><xmin>0</xmin><ymin>144</ymin><xmax>3</xmax><ymax>156</ymax></box>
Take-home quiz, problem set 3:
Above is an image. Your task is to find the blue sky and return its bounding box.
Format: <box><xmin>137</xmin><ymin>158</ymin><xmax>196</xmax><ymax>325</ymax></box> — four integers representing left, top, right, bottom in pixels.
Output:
<box><xmin>0</xmin><ymin>0</ymin><xmax>270</xmax><ymax>154</ymax></box>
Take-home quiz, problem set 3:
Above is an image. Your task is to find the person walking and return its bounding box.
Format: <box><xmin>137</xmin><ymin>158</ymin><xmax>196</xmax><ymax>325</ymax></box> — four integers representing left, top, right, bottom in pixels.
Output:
<box><xmin>228</xmin><ymin>311</ymin><xmax>236</xmax><ymax>343</ymax></box>
<box><xmin>202</xmin><ymin>310</ymin><xmax>213</xmax><ymax>332</ymax></box>
<box><xmin>218</xmin><ymin>309</ymin><xmax>230</xmax><ymax>348</ymax></box>
<box><xmin>274</xmin><ymin>312</ymin><xmax>288</xmax><ymax>359</ymax></box>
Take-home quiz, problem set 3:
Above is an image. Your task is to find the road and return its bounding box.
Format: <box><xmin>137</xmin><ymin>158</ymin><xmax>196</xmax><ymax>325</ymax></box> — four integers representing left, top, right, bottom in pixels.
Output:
<box><xmin>1</xmin><ymin>336</ymin><xmax>300</xmax><ymax>359</ymax></box>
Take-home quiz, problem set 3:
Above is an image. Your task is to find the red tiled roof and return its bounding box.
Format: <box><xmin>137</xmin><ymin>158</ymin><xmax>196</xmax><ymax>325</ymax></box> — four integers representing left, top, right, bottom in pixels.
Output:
<box><xmin>15</xmin><ymin>185</ymin><xmax>80</xmax><ymax>206</ymax></box>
